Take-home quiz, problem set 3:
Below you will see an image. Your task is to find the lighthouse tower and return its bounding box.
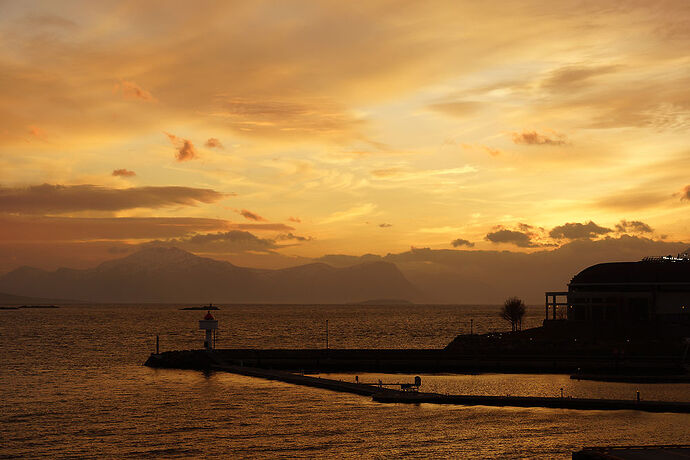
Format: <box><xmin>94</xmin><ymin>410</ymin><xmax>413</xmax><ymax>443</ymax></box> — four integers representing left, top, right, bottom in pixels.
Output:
<box><xmin>199</xmin><ymin>311</ymin><xmax>218</xmax><ymax>350</ymax></box>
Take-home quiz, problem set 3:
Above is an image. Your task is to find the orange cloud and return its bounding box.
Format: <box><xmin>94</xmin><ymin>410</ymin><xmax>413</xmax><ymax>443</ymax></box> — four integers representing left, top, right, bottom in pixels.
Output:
<box><xmin>239</xmin><ymin>209</ymin><xmax>265</xmax><ymax>221</ymax></box>
<box><xmin>681</xmin><ymin>185</ymin><xmax>690</xmax><ymax>201</ymax></box>
<box><xmin>112</xmin><ymin>169</ymin><xmax>136</xmax><ymax>177</ymax></box>
<box><xmin>483</xmin><ymin>146</ymin><xmax>501</xmax><ymax>157</ymax></box>
<box><xmin>165</xmin><ymin>133</ymin><xmax>198</xmax><ymax>162</ymax></box>
<box><xmin>210</xmin><ymin>97</ymin><xmax>364</xmax><ymax>141</ymax></box>
<box><xmin>288</xmin><ymin>216</ymin><xmax>301</xmax><ymax>223</ymax></box>
<box><xmin>27</xmin><ymin>125</ymin><xmax>46</xmax><ymax>140</ymax></box>
<box><xmin>115</xmin><ymin>80</ymin><xmax>155</xmax><ymax>101</ymax></box>
<box><xmin>511</xmin><ymin>130</ymin><xmax>568</xmax><ymax>146</ymax></box>
<box><xmin>205</xmin><ymin>138</ymin><xmax>224</xmax><ymax>149</ymax></box>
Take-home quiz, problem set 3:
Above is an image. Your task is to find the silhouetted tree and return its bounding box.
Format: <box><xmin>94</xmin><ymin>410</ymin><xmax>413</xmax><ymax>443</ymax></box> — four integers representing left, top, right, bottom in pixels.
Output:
<box><xmin>501</xmin><ymin>297</ymin><xmax>526</xmax><ymax>332</ymax></box>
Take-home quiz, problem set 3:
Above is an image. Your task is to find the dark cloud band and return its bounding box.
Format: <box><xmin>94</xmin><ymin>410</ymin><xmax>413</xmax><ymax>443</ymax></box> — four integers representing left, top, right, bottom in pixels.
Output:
<box><xmin>0</xmin><ymin>184</ymin><xmax>225</xmax><ymax>213</ymax></box>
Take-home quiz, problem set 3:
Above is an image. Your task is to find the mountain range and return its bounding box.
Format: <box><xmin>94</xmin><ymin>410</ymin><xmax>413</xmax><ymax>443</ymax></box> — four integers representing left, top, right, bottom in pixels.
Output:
<box><xmin>0</xmin><ymin>247</ymin><xmax>417</xmax><ymax>304</ymax></box>
<box><xmin>1</xmin><ymin>238</ymin><xmax>687</xmax><ymax>305</ymax></box>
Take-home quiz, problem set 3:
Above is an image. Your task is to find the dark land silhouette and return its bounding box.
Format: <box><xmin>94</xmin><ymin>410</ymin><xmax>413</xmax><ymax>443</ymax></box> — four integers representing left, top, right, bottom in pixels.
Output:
<box><xmin>0</xmin><ymin>247</ymin><xmax>417</xmax><ymax>303</ymax></box>
<box><xmin>0</xmin><ymin>291</ymin><xmax>72</xmax><ymax>305</ymax></box>
<box><xmin>1</xmin><ymin>237</ymin><xmax>687</xmax><ymax>305</ymax></box>
<box><xmin>316</xmin><ymin>238</ymin><xmax>690</xmax><ymax>304</ymax></box>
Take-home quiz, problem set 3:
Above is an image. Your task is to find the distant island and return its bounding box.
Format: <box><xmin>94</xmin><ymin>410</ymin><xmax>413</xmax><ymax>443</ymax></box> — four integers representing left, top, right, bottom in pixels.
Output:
<box><xmin>355</xmin><ymin>299</ymin><xmax>415</xmax><ymax>306</ymax></box>
<box><xmin>0</xmin><ymin>305</ymin><xmax>59</xmax><ymax>310</ymax></box>
<box><xmin>181</xmin><ymin>304</ymin><xmax>220</xmax><ymax>311</ymax></box>
<box><xmin>0</xmin><ymin>291</ymin><xmax>73</xmax><ymax>305</ymax></box>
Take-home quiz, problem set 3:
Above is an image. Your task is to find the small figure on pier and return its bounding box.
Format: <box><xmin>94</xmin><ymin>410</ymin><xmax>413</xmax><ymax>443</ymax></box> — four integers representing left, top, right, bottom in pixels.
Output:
<box><xmin>199</xmin><ymin>310</ymin><xmax>219</xmax><ymax>350</ymax></box>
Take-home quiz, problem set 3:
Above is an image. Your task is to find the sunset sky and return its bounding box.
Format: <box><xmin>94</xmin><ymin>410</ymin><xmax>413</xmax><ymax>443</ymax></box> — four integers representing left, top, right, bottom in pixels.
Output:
<box><xmin>1</xmin><ymin>0</ymin><xmax>689</xmax><ymax>272</ymax></box>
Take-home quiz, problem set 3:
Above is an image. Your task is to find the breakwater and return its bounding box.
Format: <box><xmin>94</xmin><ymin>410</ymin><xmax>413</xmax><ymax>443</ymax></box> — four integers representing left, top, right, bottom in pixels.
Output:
<box><xmin>372</xmin><ymin>392</ymin><xmax>690</xmax><ymax>413</ymax></box>
<box><xmin>146</xmin><ymin>348</ymin><xmax>686</xmax><ymax>375</ymax></box>
<box><xmin>210</xmin><ymin>363</ymin><xmax>396</xmax><ymax>397</ymax></box>
<box><xmin>145</xmin><ymin>350</ymin><xmax>690</xmax><ymax>414</ymax></box>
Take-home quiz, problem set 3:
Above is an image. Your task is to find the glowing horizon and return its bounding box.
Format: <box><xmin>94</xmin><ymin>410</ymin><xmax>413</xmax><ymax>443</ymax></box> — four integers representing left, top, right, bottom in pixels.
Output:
<box><xmin>1</xmin><ymin>1</ymin><xmax>689</xmax><ymax>271</ymax></box>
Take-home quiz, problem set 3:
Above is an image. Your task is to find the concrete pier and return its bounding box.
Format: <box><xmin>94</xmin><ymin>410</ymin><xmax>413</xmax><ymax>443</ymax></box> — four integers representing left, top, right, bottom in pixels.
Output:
<box><xmin>210</xmin><ymin>363</ymin><xmax>396</xmax><ymax>397</ymax></box>
<box><xmin>145</xmin><ymin>348</ymin><xmax>687</xmax><ymax>375</ymax></box>
<box><xmin>573</xmin><ymin>445</ymin><xmax>690</xmax><ymax>459</ymax></box>
<box><xmin>371</xmin><ymin>392</ymin><xmax>690</xmax><ymax>413</ymax></box>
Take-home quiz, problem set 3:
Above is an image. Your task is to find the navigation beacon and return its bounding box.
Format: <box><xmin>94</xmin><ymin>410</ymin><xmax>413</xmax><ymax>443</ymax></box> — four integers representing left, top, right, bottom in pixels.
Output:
<box><xmin>199</xmin><ymin>311</ymin><xmax>218</xmax><ymax>350</ymax></box>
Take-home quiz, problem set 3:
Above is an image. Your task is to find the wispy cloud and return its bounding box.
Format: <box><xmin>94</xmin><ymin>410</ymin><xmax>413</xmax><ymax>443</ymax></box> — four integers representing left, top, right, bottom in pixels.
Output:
<box><xmin>615</xmin><ymin>220</ymin><xmax>653</xmax><ymax>234</ymax></box>
<box><xmin>144</xmin><ymin>230</ymin><xmax>278</xmax><ymax>253</ymax></box>
<box><xmin>275</xmin><ymin>232</ymin><xmax>313</xmax><ymax>242</ymax></box>
<box><xmin>427</xmin><ymin>100</ymin><xmax>480</xmax><ymax>118</ymax></box>
<box><xmin>597</xmin><ymin>190</ymin><xmax>672</xmax><ymax>210</ymax></box>
<box><xmin>210</xmin><ymin>97</ymin><xmax>364</xmax><ymax>141</ymax></box>
<box><xmin>371</xmin><ymin>166</ymin><xmax>476</xmax><ymax>182</ymax></box>
<box><xmin>419</xmin><ymin>226</ymin><xmax>464</xmax><ymax>234</ymax></box>
<box><xmin>541</xmin><ymin>64</ymin><xmax>621</xmax><ymax>92</ymax></box>
<box><xmin>238</xmin><ymin>209</ymin><xmax>265</xmax><ymax>221</ymax></box>
<box><xmin>321</xmin><ymin>203</ymin><xmax>376</xmax><ymax>224</ymax></box>
<box><xmin>483</xmin><ymin>146</ymin><xmax>502</xmax><ymax>157</ymax></box>
<box><xmin>115</xmin><ymin>80</ymin><xmax>155</xmax><ymax>102</ymax></box>
<box><xmin>232</xmin><ymin>223</ymin><xmax>295</xmax><ymax>232</ymax></box>
<box><xmin>511</xmin><ymin>130</ymin><xmax>568</xmax><ymax>146</ymax></box>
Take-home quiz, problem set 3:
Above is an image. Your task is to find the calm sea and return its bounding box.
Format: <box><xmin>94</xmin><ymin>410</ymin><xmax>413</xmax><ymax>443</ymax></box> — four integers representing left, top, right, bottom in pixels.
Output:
<box><xmin>1</xmin><ymin>304</ymin><xmax>689</xmax><ymax>459</ymax></box>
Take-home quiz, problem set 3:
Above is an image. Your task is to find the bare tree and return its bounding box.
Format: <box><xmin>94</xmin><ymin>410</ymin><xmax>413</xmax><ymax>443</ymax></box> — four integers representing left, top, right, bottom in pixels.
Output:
<box><xmin>501</xmin><ymin>297</ymin><xmax>526</xmax><ymax>332</ymax></box>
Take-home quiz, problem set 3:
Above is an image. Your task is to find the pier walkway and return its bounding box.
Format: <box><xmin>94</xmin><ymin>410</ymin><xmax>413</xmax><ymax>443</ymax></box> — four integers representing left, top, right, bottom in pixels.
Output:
<box><xmin>145</xmin><ymin>350</ymin><xmax>690</xmax><ymax>413</ymax></box>
<box><xmin>371</xmin><ymin>392</ymin><xmax>690</xmax><ymax>413</ymax></box>
<box><xmin>205</xmin><ymin>361</ymin><xmax>690</xmax><ymax>414</ymax></box>
<box><xmin>210</xmin><ymin>363</ymin><xmax>396</xmax><ymax>397</ymax></box>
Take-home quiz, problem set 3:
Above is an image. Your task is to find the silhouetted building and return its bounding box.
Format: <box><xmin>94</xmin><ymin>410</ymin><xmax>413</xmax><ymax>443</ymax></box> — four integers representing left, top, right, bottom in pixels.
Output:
<box><xmin>546</xmin><ymin>251</ymin><xmax>690</xmax><ymax>324</ymax></box>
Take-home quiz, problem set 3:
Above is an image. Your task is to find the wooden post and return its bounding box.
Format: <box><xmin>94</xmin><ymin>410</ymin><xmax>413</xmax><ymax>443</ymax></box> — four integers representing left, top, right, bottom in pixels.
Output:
<box><xmin>156</xmin><ymin>335</ymin><xmax>159</xmax><ymax>354</ymax></box>
<box><xmin>326</xmin><ymin>320</ymin><xmax>329</xmax><ymax>350</ymax></box>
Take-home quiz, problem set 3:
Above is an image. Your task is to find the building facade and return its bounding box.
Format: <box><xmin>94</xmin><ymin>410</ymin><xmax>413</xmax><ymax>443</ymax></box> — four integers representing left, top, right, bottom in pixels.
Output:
<box><xmin>546</xmin><ymin>252</ymin><xmax>690</xmax><ymax>324</ymax></box>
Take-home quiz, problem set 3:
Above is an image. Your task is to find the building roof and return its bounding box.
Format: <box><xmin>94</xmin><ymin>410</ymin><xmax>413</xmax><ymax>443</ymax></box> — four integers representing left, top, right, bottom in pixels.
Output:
<box><xmin>571</xmin><ymin>261</ymin><xmax>690</xmax><ymax>285</ymax></box>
